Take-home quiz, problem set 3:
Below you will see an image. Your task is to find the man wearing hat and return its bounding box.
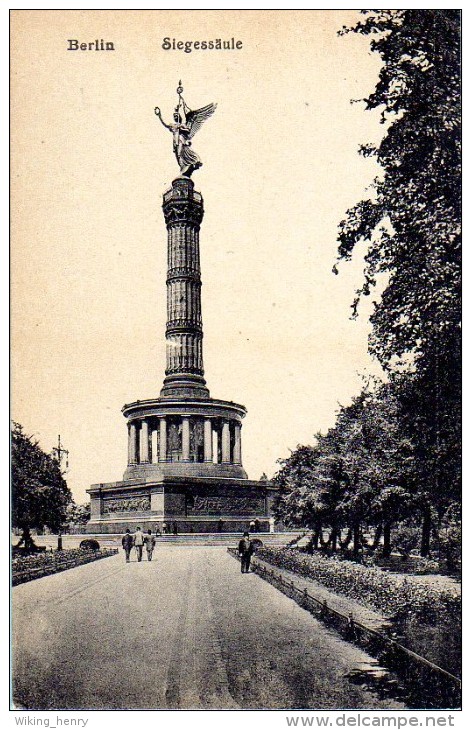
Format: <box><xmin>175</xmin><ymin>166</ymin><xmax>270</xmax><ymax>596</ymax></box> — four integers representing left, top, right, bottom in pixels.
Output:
<box><xmin>133</xmin><ymin>526</ymin><xmax>144</xmax><ymax>562</ymax></box>
<box><xmin>238</xmin><ymin>531</ymin><xmax>254</xmax><ymax>574</ymax></box>
<box><xmin>121</xmin><ymin>529</ymin><xmax>133</xmax><ymax>563</ymax></box>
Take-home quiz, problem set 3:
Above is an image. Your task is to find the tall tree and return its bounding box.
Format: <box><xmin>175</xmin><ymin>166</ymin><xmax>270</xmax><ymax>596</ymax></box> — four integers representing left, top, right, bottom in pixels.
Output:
<box><xmin>335</xmin><ymin>10</ymin><xmax>461</xmax><ymax>554</ymax></box>
<box><xmin>12</xmin><ymin>422</ymin><xmax>72</xmax><ymax>549</ymax></box>
<box><xmin>273</xmin><ymin>440</ymin><xmax>347</xmax><ymax>549</ymax></box>
<box><xmin>336</xmin><ymin>10</ymin><xmax>460</xmax><ymax>369</ymax></box>
<box><xmin>334</xmin><ymin>384</ymin><xmax>414</xmax><ymax>557</ymax></box>
<box><xmin>272</xmin><ymin>444</ymin><xmax>323</xmax><ymax>530</ymax></box>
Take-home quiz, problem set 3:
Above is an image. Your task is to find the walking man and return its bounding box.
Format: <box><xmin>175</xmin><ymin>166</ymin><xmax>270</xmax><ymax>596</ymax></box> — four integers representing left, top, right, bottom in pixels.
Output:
<box><xmin>144</xmin><ymin>529</ymin><xmax>156</xmax><ymax>561</ymax></box>
<box><xmin>122</xmin><ymin>529</ymin><xmax>133</xmax><ymax>563</ymax></box>
<box><xmin>238</xmin><ymin>531</ymin><xmax>254</xmax><ymax>573</ymax></box>
<box><xmin>133</xmin><ymin>526</ymin><xmax>144</xmax><ymax>562</ymax></box>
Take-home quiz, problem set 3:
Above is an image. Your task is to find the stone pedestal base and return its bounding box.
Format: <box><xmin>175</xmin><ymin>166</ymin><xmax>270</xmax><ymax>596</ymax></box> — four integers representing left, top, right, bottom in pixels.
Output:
<box><xmin>86</xmin><ymin>475</ymin><xmax>275</xmax><ymax>534</ymax></box>
<box><xmin>85</xmin><ymin>518</ymin><xmax>271</xmax><ymax>534</ymax></box>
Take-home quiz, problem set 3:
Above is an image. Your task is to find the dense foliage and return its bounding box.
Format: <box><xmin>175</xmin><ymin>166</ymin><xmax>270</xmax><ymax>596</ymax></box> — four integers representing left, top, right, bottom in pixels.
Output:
<box><xmin>275</xmin><ymin>11</ymin><xmax>461</xmax><ymax>559</ymax></box>
<box><xmin>336</xmin><ymin>10</ymin><xmax>460</xmax><ymax>372</ymax></box>
<box><xmin>12</xmin><ymin>422</ymin><xmax>73</xmax><ymax>548</ymax></box>
<box><xmin>273</xmin><ymin>380</ymin><xmax>460</xmax><ymax>564</ymax></box>
<box><xmin>65</xmin><ymin>502</ymin><xmax>91</xmax><ymax>528</ymax></box>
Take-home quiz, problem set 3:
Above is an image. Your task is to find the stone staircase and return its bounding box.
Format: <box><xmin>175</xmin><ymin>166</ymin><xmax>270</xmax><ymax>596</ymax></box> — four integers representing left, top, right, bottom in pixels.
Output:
<box><xmin>152</xmin><ymin>532</ymin><xmax>301</xmax><ymax>547</ymax></box>
<box><xmin>29</xmin><ymin>532</ymin><xmax>302</xmax><ymax>551</ymax></box>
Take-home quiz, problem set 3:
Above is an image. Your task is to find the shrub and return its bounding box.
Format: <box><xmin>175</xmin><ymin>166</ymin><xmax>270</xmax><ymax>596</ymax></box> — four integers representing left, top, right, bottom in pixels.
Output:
<box><xmin>79</xmin><ymin>538</ymin><xmax>100</xmax><ymax>551</ymax></box>
<box><xmin>255</xmin><ymin>546</ymin><xmax>460</xmax><ymax>626</ymax></box>
<box><xmin>439</xmin><ymin>524</ymin><xmax>461</xmax><ymax>572</ymax></box>
<box><xmin>12</xmin><ymin>547</ymin><xmax>117</xmax><ymax>585</ymax></box>
<box><xmin>391</xmin><ymin>525</ymin><xmax>421</xmax><ymax>558</ymax></box>
<box><xmin>412</xmin><ymin>557</ymin><xmax>440</xmax><ymax>574</ymax></box>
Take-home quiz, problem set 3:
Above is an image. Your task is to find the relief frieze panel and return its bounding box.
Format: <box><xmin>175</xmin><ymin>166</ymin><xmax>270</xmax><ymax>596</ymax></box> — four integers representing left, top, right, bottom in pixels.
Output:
<box><xmin>102</xmin><ymin>495</ymin><xmax>151</xmax><ymax>514</ymax></box>
<box><xmin>187</xmin><ymin>495</ymin><xmax>265</xmax><ymax>516</ymax></box>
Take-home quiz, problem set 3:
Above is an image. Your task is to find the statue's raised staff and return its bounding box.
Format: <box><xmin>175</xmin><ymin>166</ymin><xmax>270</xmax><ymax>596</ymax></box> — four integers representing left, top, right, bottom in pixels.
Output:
<box><xmin>155</xmin><ymin>82</ymin><xmax>217</xmax><ymax>178</ymax></box>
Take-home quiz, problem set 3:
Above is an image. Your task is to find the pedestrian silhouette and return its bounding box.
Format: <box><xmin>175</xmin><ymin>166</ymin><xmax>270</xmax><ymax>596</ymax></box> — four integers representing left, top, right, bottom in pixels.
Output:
<box><xmin>238</xmin><ymin>532</ymin><xmax>254</xmax><ymax>573</ymax></box>
<box><xmin>144</xmin><ymin>529</ymin><xmax>156</xmax><ymax>561</ymax></box>
<box><xmin>122</xmin><ymin>529</ymin><xmax>133</xmax><ymax>563</ymax></box>
<box><xmin>134</xmin><ymin>527</ymin><xmax>144</xmax><ymax>562</ymax></box>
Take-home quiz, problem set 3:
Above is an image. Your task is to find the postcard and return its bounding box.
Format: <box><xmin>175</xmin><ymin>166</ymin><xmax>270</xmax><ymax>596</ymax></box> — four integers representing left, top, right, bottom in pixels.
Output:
<box><xmin>10</xmin><ymin>8</ymin><xmax>461</xmax><ymax>718</ymax></box>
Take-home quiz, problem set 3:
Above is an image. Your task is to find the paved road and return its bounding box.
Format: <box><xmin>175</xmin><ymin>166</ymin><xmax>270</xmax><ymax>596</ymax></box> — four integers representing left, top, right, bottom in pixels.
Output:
<box><xmin>13</xmin><ymin>548</ymin><xmax>403</xmax><ymax>710</ymax></box>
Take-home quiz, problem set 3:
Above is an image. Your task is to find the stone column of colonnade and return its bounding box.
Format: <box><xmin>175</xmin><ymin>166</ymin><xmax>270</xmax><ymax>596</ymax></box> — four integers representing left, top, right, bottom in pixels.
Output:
<box><xmin>204</xmin><ymin>418</ymin><xmax>213</xmax><ymax>462</ymax></box>
<box><xmin>128</xmin><ymin>422</ymin><xmax>137</xmax><ymax>465</ymax></box>
<box><xmin>127</xmin><ymin>419</ymin><xmax>153</xmax><ymax>465</ymax></box>
<box><xmin>221</xmin><ymin>421</ymin><xmax>231</xmax><ymax>463</ymax></box>
<box><xmin>140</xmin><ymin>420</ymin><xmax>150</xmax><ymax>463</ymax></box>
<box><xmin>182</xmin><ymin>417</ymin><xmax>191</xmax><ymax>461</ymax></box>
<box><xmin>233</xmin><ymin>423</ymin><xmax>242</xmax><ymax>465</ymax></box>
<box><xmin>127</xmin><ymin>416</ymin><xmax>242</xmax><ymax>466</ymax></box>
<box><xmin>159</xmin><ymin>417</ymin><xmax>167</xmax><ymax>461</ymax></box>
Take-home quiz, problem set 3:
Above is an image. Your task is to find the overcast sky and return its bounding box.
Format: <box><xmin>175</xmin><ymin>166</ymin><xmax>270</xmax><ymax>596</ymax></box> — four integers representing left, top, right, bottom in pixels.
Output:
<box><xmin>11</xmin><ymin>9</ymin><xmax>386</xmax><ymax>503</ymax></box>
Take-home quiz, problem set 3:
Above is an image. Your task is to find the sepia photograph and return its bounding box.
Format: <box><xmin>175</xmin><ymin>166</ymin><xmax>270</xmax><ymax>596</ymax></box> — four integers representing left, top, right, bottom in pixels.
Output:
<box><xmin>10</xmin><ymin>8</ymin><xmax>461</xmax><ymax>714</ymax></box>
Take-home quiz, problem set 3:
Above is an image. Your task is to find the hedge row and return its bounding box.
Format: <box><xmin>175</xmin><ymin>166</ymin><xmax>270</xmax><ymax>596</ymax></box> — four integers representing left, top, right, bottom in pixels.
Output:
<box><xmin>255</xmin><ymin>546</ymin><xmax>460</xmax><ymax>625</ymax></box>
<box><xmin>12</xmin><ymin>548</ymin><xmax>118</xmax><ymax>585</ymax></box>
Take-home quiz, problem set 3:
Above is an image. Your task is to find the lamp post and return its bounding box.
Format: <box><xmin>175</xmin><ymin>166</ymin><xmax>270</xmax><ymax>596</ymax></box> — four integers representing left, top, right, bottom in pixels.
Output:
<box><xmin>52</xmin><ymin>434</ymin><xmax>69</xmax><ymax>475</ymax></box>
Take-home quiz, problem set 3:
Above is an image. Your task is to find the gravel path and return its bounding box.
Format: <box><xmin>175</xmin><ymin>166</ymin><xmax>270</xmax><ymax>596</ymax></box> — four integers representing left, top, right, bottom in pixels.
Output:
<box><xmin>12</xmin><ymin>547</ymin><xmax>405</xmax><ymax>710</ymax></box>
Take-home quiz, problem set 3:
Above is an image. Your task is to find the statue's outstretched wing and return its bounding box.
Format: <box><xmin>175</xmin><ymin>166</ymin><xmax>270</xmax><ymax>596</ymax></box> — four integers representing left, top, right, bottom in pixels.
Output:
<box><xmin>186</xmin><ymin>102</ymin><xmax>217</xmax><ymax>139</ymax></box>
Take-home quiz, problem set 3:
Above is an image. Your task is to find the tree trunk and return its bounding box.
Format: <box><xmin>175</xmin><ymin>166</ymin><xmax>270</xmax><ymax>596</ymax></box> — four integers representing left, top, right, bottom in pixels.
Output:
<box><xmin>362</xmin><ymin>523</ymin><xmax>382</xmax><ymax>551</ymax></box>
<box><xmin>16</xmin><ymin>526</ymin><xmax>37</xmax><ymax>551</ymax></box>
<box><xmin>339</xmin><ymin>528</ymin><xmax>352</xmax><ymax>551</ymax></box>
<box><xmin>382</xmin><ymin>521</ymin><xmax>392</xmax><ymax>558</ymax></box>
<box><xmin>318</xmin><ymin>529</ymin><xmax>329</xmax><ymax>548</ymax></box>
<box><xmin>420</xmin><ymin>506</ymin><xmax>432</xmax><ymax>557</ymax></box>
<box><xmin>312</xmin><ymin>525</ymin><xmax>320</xmax><ymax>550</ymax></box>
<box><xmin>371</xmin><ymin>523</ymin><xmax>383</xmax><ymax>551</ymax></box>
<box><xmin>353</xmin><ymin>522</ymin><xmax>361</xmax><ymax>559</ymax></box>
<box><xmin>330</xmin><ymin>526</ymin><xmax>338</xmax><ymax>553</ymax></box>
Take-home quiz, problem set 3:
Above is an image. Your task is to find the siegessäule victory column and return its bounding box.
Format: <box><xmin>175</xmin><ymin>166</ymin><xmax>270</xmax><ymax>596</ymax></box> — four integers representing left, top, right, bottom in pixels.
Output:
<box><xmin>86</xmin><ymin>84</ymin><xmax>276</xmax><ymax>534</ymax></box>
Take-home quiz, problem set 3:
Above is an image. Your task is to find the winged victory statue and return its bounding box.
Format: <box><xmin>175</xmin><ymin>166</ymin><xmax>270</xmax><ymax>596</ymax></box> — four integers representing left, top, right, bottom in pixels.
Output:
<box><xmin>155</xmin><ymin>83</ymin><xmax>217</xmax><ymax>178</ymax></box>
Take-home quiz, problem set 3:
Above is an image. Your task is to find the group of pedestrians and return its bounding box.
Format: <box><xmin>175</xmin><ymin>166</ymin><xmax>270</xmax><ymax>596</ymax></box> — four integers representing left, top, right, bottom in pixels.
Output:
<box><xmin>121</xmin><ymin>526</ymin><xmax>256</xmax><ymax>573</ymax></box>
<box><xmin>121</xmin><ymin>527</ymin><xmax>156</xmax><ymax>563</ymax></box>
